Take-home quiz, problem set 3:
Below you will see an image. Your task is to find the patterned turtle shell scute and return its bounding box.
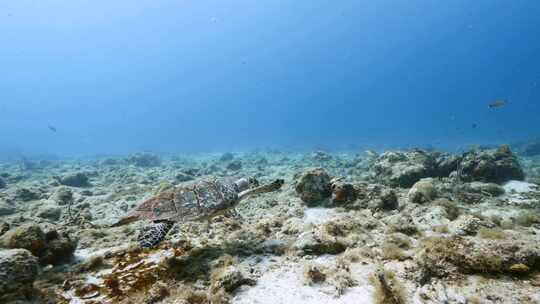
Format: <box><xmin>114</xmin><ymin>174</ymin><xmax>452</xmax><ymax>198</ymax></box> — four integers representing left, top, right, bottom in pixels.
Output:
<box><xmin>134</xmin><ymin>178</ymin><xmax>240</xmax><ymax>223</ymax></box>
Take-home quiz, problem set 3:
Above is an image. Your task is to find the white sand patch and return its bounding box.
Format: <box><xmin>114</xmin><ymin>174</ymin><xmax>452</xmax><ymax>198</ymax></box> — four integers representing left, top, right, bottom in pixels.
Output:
<box><xmin>501</xmin><ymin>181</ymin><xmax>539</xmax><ymax>206</ymax></box>
<box><xmin>74</xmin><ymin>244</ymin><xmax>129</xmax><ymax>262</ymax></box>
<box><xmin>303</xmin><ymin>208</ymin><xmax>339</xmax><ymax>225</ymax></box>
<box><xmin>233</xmin><ymin>257</ymin><xmax>375</xmax><ymax>304</ymax></box>
<box><xmin>146</xmin><ymin>248</ymin><xmax>175</xmax><ymax>263</ymax></box>
<box><xmin>503</xmin><ymin>181</ymin><xmax>537</xmax><ymax>193</ymax></box>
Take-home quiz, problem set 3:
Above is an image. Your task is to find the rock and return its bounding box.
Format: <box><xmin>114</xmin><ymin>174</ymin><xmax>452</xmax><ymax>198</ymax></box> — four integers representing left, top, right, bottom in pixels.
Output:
<box><xmin>260</xmin><ymin>239</ymin><xmax>288</xmax><ymax>255</ymax></box>
<box><xmin>303</xmin><ymin>261</ymin><xmax>356</xmax><ymax>297</ymax></box>
<box><xmin>100</xmin><ymin>158</ymin><xmax>121</xmax><ymax>166</ymax></box>
<box><xmin>0</xmin><ymin>177</ymin><xmax>5</xmax><ymax>189</ymax></box>
<box><xmin>211</xmin><ymin>265</ymin><xmax>253</xmax><ymax>293</ymax></box>
<box><xmin>310</xmin><ymin>151</ymin><xmax>332</xmax><ymax>162</ymax></box>
<box><xmin>370</xmin><ymin>151</ymin><xmax>465</xmax><ymax>187</ymax></box>
<box><xmin>15</xmin><ymin>187</ymin><xmax>40</xmax><ymax>202</ymax></box>
<box><xmin>0</xmin><ymin>249</ymin><xmax>39</xmax><ymax>297</ymax></box>
<box><xmin>386</xmin><ymin>214</ymin><xmax>418</xmax><ymax>235</ymax></box>
<box><xmin>81</xmin><ymin>189</ymin><xmax>93</xmax><ymax>196</ymax></box>
<box><xmin>36</xmin><ymin>206</ymin><xmax>62</xmax><ymax>221</ymax></box>
<box><xmin>39</xmin><ymin>228</ymin><xmax>77</xmax><ymax>265</ymax></box>
<box><xmin>219</xmin><ymin>152</ymin><xmax>234</xmax><ymax>162</ymax></box>
<box><xmin>459</xmin><ymin>145</ymin><xmax>524</xmax><ymax>184</ymax></box>
<box><xmin>408</xmin><ymin>179</ymin><xmax>437</xmax><ymax>204</ymax></box>
<box><xmin>175</xmin><ymin>172</ymin><xmax>195</xmax><ymax>182</ymax></box>
<box><xmin>450</xmin><ymin>215</ymin><xmax>483</xmax><ymax>236</ymax></box>
<box><xmin>295</xmin><ymin>168</ymin><xmax>332</xmax><ymax>205</ymax></box>
<box><xmin>303</xmin><ymin>262</ymin><xmax>327</xmax><ymax>284</ymax></box>
<box><xmin>412</xmin><ymin>205</ymin><xmax>451</xmax><ymax>231</ymax></box>
<box><xmin>508</xmin><ymin>263</ymin><xmax>530</xmax><ymax>274</ymax></box>
<box><xmin>433</xmin><ymin>153</ymin><xmax>462</xmax><ymax>177</ymax></box>
<box><xmin>0</xmin><ymin>224</ymin><xmax>47</xmax><ymax>256</ymax></box>
<box><xmin>126</xmin><ymin>153</ymin><xmax>162</xmax><ymax>167</ymax></box>
<box><xmin>57</xmin><ymin>172</ymin><xmax>90</xmax><ymax>187</ymax></box>
<box><xmin>366</xmin><ymin>188</ymin><xmax>399</xmax><ymax>211</ymax></box>
<box><xmin>331</xmin><ymin>182</ymin><xmax>357</xmax><ymax>205</ymax></box>
<box><xmin>463</xmin><ymin>182</ymin><xmax>505</xmax><ymax>196</ymax></box>
<box><xmin>345</xmin><ymin>183</ymin><xmax>398</xmax><ymax>210</ymax></box>
<box><xmin>254</xmin><ymin>157</ymin><xmax>268</xmax><ymax>165</ymax></box>
<box><xmin>144</xmin><ymin>281</ymin><xmax>170</xmax><ymax>304</ymax></box>
<box><xmin>416</xmin><ymin>236</ymin><xmax>540</xmax><ymax>277</ymax></box>
<box><xmin>515</xmin><ymin>139</ymin><xmax>540</xmax><ymax>157</ymax></box>
<box><xmin>53</xmin><ymin>187</ymin><xmax>73</xmax><ymax>205</ymax></box>
<box><xmin>293</xmin><ymin>228</ymin><xmax>347</xmax><ymax>255</ymax></box>
<box><xmin>0</xmin><ymin>222</ymin><xmax>9</xmax><ymax>237</ymax></box>
<box><xmin>0</xmin><ymin>224</ymin><xmax>76</xmax><ymax>265</ymax></box>
<box><xmin>379</xmin><ymin>189</ymin><xmax>399</xmax><ymax>210</ymax></box>
<box><xmin>370</xmin><ymin>150</ymin><xmax>438</xmax><ymax>187</ymax></box>
<box><xmin>226</xmin><ymin>160</ymin><xmax>242</xmax><ymax>171</ymax></box>
<box><xmin>0</xmin><ymin>201</ymin><xmax>15</xmax><ymax>216</ymax></box>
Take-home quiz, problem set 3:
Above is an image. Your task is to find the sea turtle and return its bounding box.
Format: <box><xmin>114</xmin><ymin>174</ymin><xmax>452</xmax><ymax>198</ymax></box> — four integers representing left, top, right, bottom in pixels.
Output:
<box><xmin>112</xmin><ymin>177</ymin><xmax>284</xmax><ymax>248</ymax></box>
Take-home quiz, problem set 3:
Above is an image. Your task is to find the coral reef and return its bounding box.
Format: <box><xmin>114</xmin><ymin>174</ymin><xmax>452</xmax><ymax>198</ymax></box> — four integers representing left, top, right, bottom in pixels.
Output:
<box><xmin>0</xmin><ymin>148</ymin><xmax>538</xmax><ymax>303</ymax></box>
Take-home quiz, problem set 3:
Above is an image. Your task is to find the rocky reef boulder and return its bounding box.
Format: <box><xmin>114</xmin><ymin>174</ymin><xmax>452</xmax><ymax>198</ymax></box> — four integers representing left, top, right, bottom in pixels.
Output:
<box><xmin>433</xmin><ymin>153</ymin><xmax>462</xmax><ymax>177</ymax></box>
<box><xmin>219</xmin><ymin>152</ymin><xmax>234</xmax><ymax>162</ymax></box>
<box><xmin>309</xmin><ymin>151</ymin><xmax>333</xmax><ymax>162</ymax></box>
<box><xmin>514</xmin><ymin>138</ymin><xmax>540</xmax><ymax>157</ymax></box>
<box><xmin>56</xmin><ymin>172</ymin><xmax>90</xmax><ymax>187</ymax></box>
<box><xmin>336</xmin><ymin>183</ymin><xmax>398</xmax><ymax>210</ymax></box>
<box><xmin>459</xmin><ymin>145</ymin><xmax>524</xmax><ymax>184</ymax></box>
<box><xmin>416</xmin><ymin>235</ymin><xmax>540</xmax><ymax>279</ymax></box>
<box><xmin>52</xmin><ymin>187</ymin><xmax>74</xmax><ymax>205</ymax></box>
<box><xmin>36</xmin><ymin>205</ymin><xmax>62</xmax><ymax>221</ymax></box>
<box><xmin>211</xmin><ymin>265</ymin><xmax>254</xmax><ymax>293</ymax></box>
<box><xmin>0</xmin><ymin>224</ymin><xmax>47</xmax><ymax>256</ymax></box>
<box><xmin>0</xmin><ymin>222</ymin><xmax>10</xmax><ymax>237</ymax></box>
<box><xmin>0</xmin><ymin>224</ymin><xmax>76</xmax><ymax>265</ymax></box>
<box><xmin>293</xmin><ymin>228</ymin><xmax>348</xmax><ymax>256</ymax></box>
<box><xmin>0</xmin><ymin>200</ymin><xmax>15</xmax><ymax>216</ymax></box>
<box><xmin>462</xmin><ymin>182</ymin><xmax>505</xmax><ymax>196</ymax></box>
<box><xmin>369</xmin><ymin>150</ymin><xmax>440</xmax><ymax>188</ymax></box>
<box><xmin>14</xmin><ymin>187</ymin><xmax>41</xmax><ymax>202</ymax></box>
<box><xmin>295</xmin><ymin>168</ymin><xmax>332</xmax><ymax>205</ymax></box>
<box><xmin>39</xmin><ymin>229</ymin><xmax>77</xmax><ymax>265</ymax></box>
<box><xmin>408</xmin><ymin>179</ymin><xmax>437</xmax><ymax>204</ymax></box>
<box><xmin>226</xmin><ymin>160</ymin><xmax>242</xmax><ymax>171</ymax></box>
<box><xmin>331</xmin><ymin>181</ymin><xmax>357</xmax><ymax>205</ymax></box>
<box><xmin>126</xmin><ymin>152</ymin><xmax>162</xmax><ymax>167</ymax></box>
<box><xmin>0</xmin><ymin>249</ymin><xmax>39</xmax><ymax>299</ymax></box>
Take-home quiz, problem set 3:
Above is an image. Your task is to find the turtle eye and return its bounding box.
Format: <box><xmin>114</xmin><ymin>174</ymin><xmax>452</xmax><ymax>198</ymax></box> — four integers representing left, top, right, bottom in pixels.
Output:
<box><xmin>249</xmin><ymin>177</ymin><xmax>259</xmax><ymax>188</ymax></box>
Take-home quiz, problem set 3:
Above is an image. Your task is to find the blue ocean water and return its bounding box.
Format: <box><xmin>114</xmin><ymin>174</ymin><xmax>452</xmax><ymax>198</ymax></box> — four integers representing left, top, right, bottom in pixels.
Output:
<box><xmin>1</xmin><ymin>1</ymin><xmax>539</xmax><ymax>156</ymax></box>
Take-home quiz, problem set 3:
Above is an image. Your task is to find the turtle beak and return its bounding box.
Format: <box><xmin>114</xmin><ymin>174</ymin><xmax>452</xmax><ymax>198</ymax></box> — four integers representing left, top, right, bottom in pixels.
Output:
<box><xmin>111</xmin><ymin>215</ymin><xmax>139</xmax><ymax>227</ymax></box>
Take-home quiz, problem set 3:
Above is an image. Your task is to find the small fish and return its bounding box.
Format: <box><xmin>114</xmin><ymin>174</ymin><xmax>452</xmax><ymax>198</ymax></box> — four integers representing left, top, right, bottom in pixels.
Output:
<box><xmin>472</xmin><ymin>123</ymin><xmax>478</xmax><ymax>129</ymax></box>
<box><xmin>48</xmin><ymin>125</ymin><xmax>57</xmax><ymax>132</ymax></box>
<box><xmin>488</xmin><ymin>100</ymin><xmax>507</xmax><ymax>109</ymax></box>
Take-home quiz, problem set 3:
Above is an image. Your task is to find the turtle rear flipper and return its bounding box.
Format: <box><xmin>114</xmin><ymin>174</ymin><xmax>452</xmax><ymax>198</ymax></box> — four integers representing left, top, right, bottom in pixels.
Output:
<box><xmin>138</xmin><ymin>221</ymin><xmax>174</xmax><ymax>248</ymax></box>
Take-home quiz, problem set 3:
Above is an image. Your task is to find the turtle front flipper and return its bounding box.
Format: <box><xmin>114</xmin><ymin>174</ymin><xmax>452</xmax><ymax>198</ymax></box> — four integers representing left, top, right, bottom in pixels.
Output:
<box><xmin>138</xmin><ymin>220</ymin><xmax>174</xmax><ymax>248</ymax></box>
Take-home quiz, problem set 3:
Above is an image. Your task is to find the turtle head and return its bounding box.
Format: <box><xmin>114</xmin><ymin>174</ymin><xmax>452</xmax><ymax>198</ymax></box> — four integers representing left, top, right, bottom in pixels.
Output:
<box><xmin>234</xmin><ymin>177</ymin><xmax>259</xmax><ymax>192</ymax></box>
<box><xmin>111</xmin><ymin>214</ymin><xmax>140</xmax><ymax>227</ymax></box>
